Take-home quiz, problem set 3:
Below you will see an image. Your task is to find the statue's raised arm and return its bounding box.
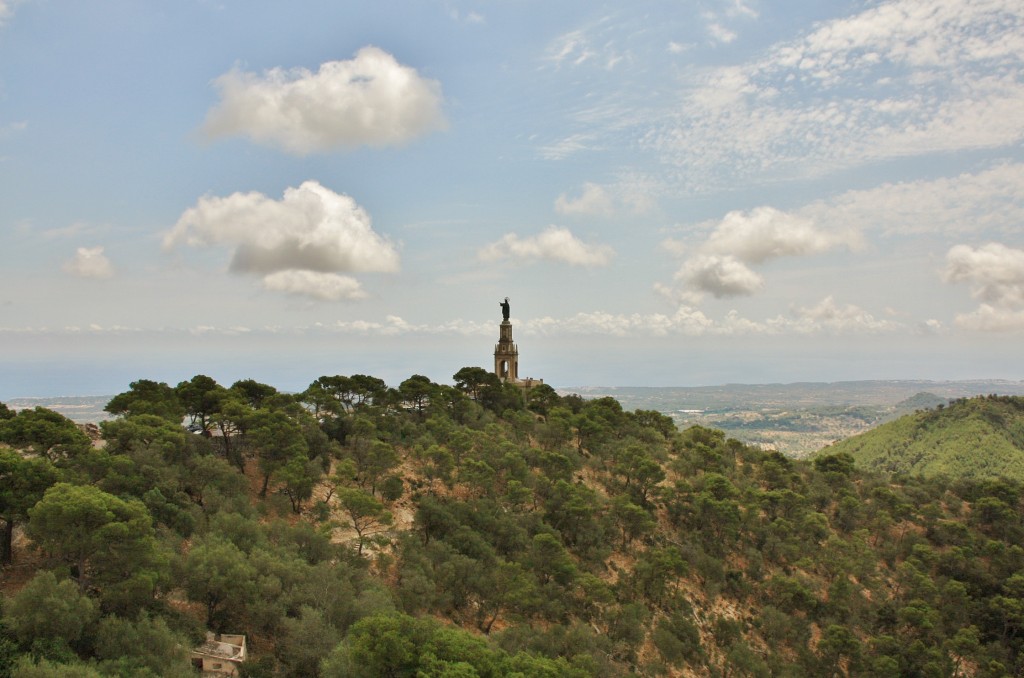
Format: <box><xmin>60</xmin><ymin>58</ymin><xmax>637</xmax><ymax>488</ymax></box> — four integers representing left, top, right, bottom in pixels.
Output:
<box><xmin>500</xmin><ymin>297</ymin><xmax>510</xmax><ymax>321</ymax></box>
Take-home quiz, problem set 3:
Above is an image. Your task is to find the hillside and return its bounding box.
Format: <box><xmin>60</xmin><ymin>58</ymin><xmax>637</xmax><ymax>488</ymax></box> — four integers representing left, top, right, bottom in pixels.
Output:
<box><xmin>2</xmin><ymin>377</ymin><xmax>1024</xmax><ymax>676</ymax></box>
<box><xmin>824</xmin><ymin>395</ymin><xmax>1024</xmax><ymax>479</ymax></box>
<box><xmin>563</xmin><ymin>381</ymin><xmax>1024</xmax><ymax>456</ymax></box>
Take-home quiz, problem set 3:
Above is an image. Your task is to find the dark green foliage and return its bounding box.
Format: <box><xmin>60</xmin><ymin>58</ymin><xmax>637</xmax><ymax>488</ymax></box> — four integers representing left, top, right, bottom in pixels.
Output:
<box><xmin>10</xmin><ymin>376</ymin><xmax>1024</xmax><ymax>676</ymax></box>
<box><xmin>93</xmin><ymin>613</ymin><xmax>191</xmax><ymax>676</ymax></box>
<box><xmin>0</xmin><ymin>451</ymin><xmax>57</xmax><ymax>564</ymax></box>
<box><xmin>26</xmin><ymin>483</ymin><xmax>168</xmax><ymax>614</ymax></box>
<box><xmin>4</xmin><ymin>572</ymin><xmax>98</xmax><ymax>652</ymax></box>
<box><xmin>104</xmin><ymin>380</ymin><xmax>184</xmax><ymax>422</ymax></box>
<box><xmin>0</xmin><ymin>408</ymin><xmax>90</xmax><ymax>462</ymax></box>
<box><xmin>324</xmin><ymin>611</ymin><xmax>590</xmax><ymax>678</ymax></box>
<box><xmin>652</xmin><ymin>611</ymin><xmax>702</xmax><ymax>666</ymax></box>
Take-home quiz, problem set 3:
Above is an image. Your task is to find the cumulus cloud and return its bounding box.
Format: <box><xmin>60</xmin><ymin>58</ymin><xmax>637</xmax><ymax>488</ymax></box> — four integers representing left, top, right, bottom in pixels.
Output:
<box><xmin>63</xmin><ymin>246</ymin><xmax>114</xmax><ymax>280</ymax></box>
<box><xmin>703</xmin><ymin>206</ymin><xmax>860</xmax><ymax>263</ymax></box>
<box><xmin>673</xmin><ymin>254</ymin><xmax>763</xmax><ymax>300</ymax></box>
<box><xmin>202</xmin><ymin>47</ymin><xmax>446</xmax><ymax>154</ymax></box>
<box><xmin>555</xmin><ymin>183</ymin><xmax>614</xmax><ymax>217</ymax></box>
<box><xmin>663</xmin><ymin>206</ymin><xmax>857</xmax><ymax>301</ymax></box>
<box><xmin>944</xmin><ymin>242</ymin><xmax>1024</xmax><ymax>330</ymax></box>
<box><xmin>478</xmin><ymin>226</ymin><xmax>614</xmax><ymax>267</ymax></box>
<box><xmin>262</xmin><ymin>271</ymin><xmax>366</xmax><ymax>301</ymax></box>
<box><xmin>165</xmin><ymin>180</ymin><xmax>398</xmax><ymax>300</ymax></box>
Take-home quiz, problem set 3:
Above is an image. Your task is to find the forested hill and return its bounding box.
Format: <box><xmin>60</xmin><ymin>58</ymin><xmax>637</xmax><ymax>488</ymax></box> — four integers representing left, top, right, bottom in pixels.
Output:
<box><xmin>2</xmin><ymin>374</ymin><xmax>1024</xmax><ymax>676</ymax></box>
<box><xmin>823</xmin><ymin>395</ymin><xmax>1024</xmax><ymax>480</ymax></box>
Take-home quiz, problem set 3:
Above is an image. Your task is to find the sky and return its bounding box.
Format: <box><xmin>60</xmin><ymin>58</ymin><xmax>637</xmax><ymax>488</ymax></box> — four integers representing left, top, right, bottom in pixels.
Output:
<box><xmin>1</xmin><ymin>0</ymin><xmax>1023</xmax><ymax>397</ymax></box>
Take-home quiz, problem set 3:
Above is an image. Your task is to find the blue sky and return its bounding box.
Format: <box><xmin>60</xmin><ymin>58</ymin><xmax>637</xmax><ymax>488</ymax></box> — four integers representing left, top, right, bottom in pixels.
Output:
<box><xmin>2</xmin><ymin>0</ymin><xmax>1023</xmax><ymax>397</ymax></box>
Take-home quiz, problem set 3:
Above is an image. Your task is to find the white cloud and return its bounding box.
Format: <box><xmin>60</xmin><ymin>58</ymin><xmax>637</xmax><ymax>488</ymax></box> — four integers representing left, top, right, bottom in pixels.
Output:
<box><xmin>702</xmin><ymin>1</ymin><xmax>758</xmax><ymax>45</ymax></box>
<box><xmin>63</xmin><ymin>246</ymin><xmax>113</xmax><ymax>280</ymax></box>
<box><xmin>202</xmin><ymin>47</ymin><xmax>446</xmax><ymax>154</ymax></box>
<box><xmin>262</xmin><ymin>271</ymin><xmax>366</xmax><ymax>301</ymax></box>
<box><xmin>478</xmin><ymin>226</ymin><xmax>614</xmax><ymax>267</ymax></box>
<box><xmin>523</xmin><ymin>298</ymin><xmax>902</xmax><ymax>337</ymax></box>
<box><xmin>706</xmin><ymin>22</ymin><xmax>737</xmax><ymax>45</ymax></box>
<box><xmin>944</xmin><ymin>242</ymin><xmax>1024</xmax><ymax>330</ymax></box>
<box><xmin>165</xmin><ymin>180</ymin><xmax>398</xmax><ymax>300</ymax></box>
<box><xmin>945</xmin><ymin>242</ymin><xmax>1024</xmax><ymax>307</ymax></box>
<box><xmin>555</xmin><ymin>182</ymin><xmax>614</xmax><ymax>216</ymax></box>
<box><xmin>663</xmin><ymin>206</ymin><xmax>857</xmax><ymax>300</ymax></box>
<box><xmin>546</xmin><ymin>28</ymin><xmax>598</xmax><ymax>68</ymax></box>
<box><xmin>951</xmin><ymin>304</ymin><xmax>1024</xmax><ymax>332</ymax></box>
<box><xmin>703</xmin><ymin>206</ymin><xmax>860</xmax><ymax>263</ymax></box>
<box><xmin>674</xmin><ymin>254</ymin><xmax>763</xmax><ymax>299</ymax></box>
<box><xmin>723</xmin><ymin>0</ymin><xmax>758</xmax><ymax>20</ymax></box>
<box><xmin>653</xmin><ymin>0</ymin><xmax>1024</xmax><ymax>188</ymax></box>
<box><xmin>538</xmin><ymin>134</ymin><xmax>596</xmax><ymax>161</ymax></box>
<box><xmin>800</xmin><ymin>163</ymin><xmax>1024</xmax><ymax>237</ymax></box>
<box><xmin>788</xmin><ymin>296</ymin><xmax>900</xmax><ymax>334</ymax></box>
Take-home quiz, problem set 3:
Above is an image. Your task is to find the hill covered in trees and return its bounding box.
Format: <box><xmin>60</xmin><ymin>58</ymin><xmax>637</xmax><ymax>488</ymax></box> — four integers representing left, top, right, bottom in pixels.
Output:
<box><xmin>823</xmin><ymin>395</ymin><xmax>1024</xmax><ymax>481</ymax></box>
<box><xmin>1</xmin><ymin>374</ymin><xmax>1024</xmax><ymax>676</ymax></box>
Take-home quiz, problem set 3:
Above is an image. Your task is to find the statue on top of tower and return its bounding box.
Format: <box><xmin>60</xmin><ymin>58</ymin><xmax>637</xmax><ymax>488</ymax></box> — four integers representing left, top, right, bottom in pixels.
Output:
<box><xmin>500</xmin><ymin>297</ymin><xmax>510</xmax><ymax>322</ymax></box>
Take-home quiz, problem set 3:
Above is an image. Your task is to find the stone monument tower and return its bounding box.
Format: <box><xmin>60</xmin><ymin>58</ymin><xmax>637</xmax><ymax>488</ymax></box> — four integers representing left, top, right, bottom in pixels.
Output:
<box><xmin>494</xmin><ymin>297</ymin><xmax>519</xmax><ymax>382</ymax></box>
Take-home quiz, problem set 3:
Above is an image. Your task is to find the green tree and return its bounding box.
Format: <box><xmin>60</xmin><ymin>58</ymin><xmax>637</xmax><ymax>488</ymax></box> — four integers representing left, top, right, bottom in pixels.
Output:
<box><xmin>609</xmin><ymin>495</ymin><xmax>655</xmax><ymax>547</ymax></box>
<box><xmin>0</xmin><ymin>408</ymin><xmax>90</xmax><ymax>463</ymax></box>
<box><xmin>0</xmin><ymin>450</ymin><xmax>57</xmax><ymax>564</ymax></box>
<box><xmin>276</xmin><ymin>606</ymin><xmax>341</xmax><ymax>678</ymax></box>
<box><xmin>208</xmin><ymin>395</ymin><xmax>253</xmax><ymax>471</ymax></box>
<box><xmin>611</xmin><ymin>443</ymin><xmax>665</xmax><ymax>504</ymax></box>
<box><xmin>93</xmin><ymin>613</ymin><xmax>191</xmax><ymax>677</ymax></box>
<box><xmin>99</xmin><ymin>414</ymin><xmax>188</xmax><ymax>462</ymax></box>
<box><xmin>398</xmin><ymin>375</ymin><xmax>437</xmax><ymax>416</ymax></box>
<box><xmin>817</xmin><ymin>624</ymin><xmax>861</xmax><ymax>676</ymax></box>
<box><xmin>279</xmin><ymin>455</ymin><xmax>323</xmax><ymax>514</ymax></box>
<box><xmin>3</xmin><ymin>571</ymin><xmax>98</xmax><ymax>652</ymax></box>
<box><xmin>358</xmin><ymin>441</ymin><xmax>399</xmax><ymax>495</ymax></box>
<box><xmin>322</xmin><ymin>612</ymin><xmax>425</xmax><ymax>677</ymax></box>
<box><xmin>652</xmin><ymin>611</ymin><xmax>703</xmax><ymax>667</ymax></box>
<box><xmin>104</xmin><ymin>379</ymin><xmax>184</xmax><ymax>422</ymax></box>
<box><xmin>525</xmin><ymin>384</ymin><xmax>561</xmax><ymax>416</ymax></box>
<box><xmin>183</xmin><ymin>537</ymin><xmax>257</xmax><ymax>628</ymax></box>
<box><xmin>10</xmin><ymin>658</ymin><xmax>106</xmax><ymax>678</ymax></box>
<box><xmin>453</xmin><ymin>367</ymin><xmax>501</xmax><ymax>402</ymax></box>
<box><xmin>26</xmin><ymin>483</ymin><xmax>167</xmax><ymax>608</ymax></box>
<box><xmin>174</xmin><ymin>374</ymin><xmax>224</xmax><ymax>435</ymax></box>
<box><xmin>474</xmin><ymin>560</ymin><xmax>538</xmax><ymax>633</ymax></box>
<box><xmin>230</xmin><ymin>378</ymin><xmax>279</xmax><ymax>409</ymax></box>
<box><xmin>527</xmin><ymin>533</ymin><xmax>575</xmax><ymax>587</ymax></box>
<box><xmin>337</xmin><ymin>488</ymin><xmax>392</xmax><ymax>556</ymax></box>
<box><xmin>248</xmin><ymin>409</ymin><xmax>309</xmax><ymax>497</ymax></box>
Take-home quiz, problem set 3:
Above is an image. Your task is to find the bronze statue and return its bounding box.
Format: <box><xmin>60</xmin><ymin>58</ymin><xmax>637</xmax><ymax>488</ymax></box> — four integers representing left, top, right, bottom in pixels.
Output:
<box><xmin>500</xmin><ymin>297</ymin><xmax>510</xmax><ymax>321</ymax></box>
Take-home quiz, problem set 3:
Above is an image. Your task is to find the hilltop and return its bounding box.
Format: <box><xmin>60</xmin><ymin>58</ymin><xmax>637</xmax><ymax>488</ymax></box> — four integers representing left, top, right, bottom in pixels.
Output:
<box><xmin>3</xmin><ymin>375</ymin><xmax>1024</xmax><ymax>675</ymax></box>
<box><xmin>13</xmin><ymin>379</ymin><xmax>1024</xmax><ymax>457</ymax></box>
<box><xmin>823</xmin><ymin>394</ymin><xmax>1024</xmax><ymax>480</ymax></box>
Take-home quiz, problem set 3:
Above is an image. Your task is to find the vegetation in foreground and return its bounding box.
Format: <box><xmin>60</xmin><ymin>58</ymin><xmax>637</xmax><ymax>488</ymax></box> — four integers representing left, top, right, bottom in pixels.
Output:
<box><xmin>0</xmin><ymin>376</ymin><xmax>1023</xmax><ymax>676</ymax></box>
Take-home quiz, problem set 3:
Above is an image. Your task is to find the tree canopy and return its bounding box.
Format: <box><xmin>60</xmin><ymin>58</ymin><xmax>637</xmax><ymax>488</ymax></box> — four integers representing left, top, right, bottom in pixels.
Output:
<box><xmin>2</xmin><ymin>378</ymin><xmax>1024</xmax><ymax>676</ymax></box>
